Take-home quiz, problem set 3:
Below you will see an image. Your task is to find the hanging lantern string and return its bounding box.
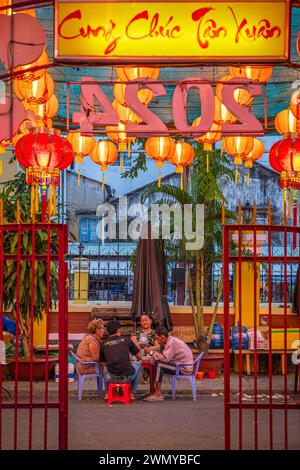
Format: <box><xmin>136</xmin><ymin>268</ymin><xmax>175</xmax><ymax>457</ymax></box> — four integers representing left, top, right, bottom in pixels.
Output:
<box><xmin>158</xmin><ymin>170</ymin><xmax>162</xmax><ymax>188</ymax></box>
<box><xmin>0</xmin><ymin>199</ymin><xmax>3</xmax><ymax>225</ymax></box>
<box><xmin>264</xmin><ymin>83</ymin><xmax>268</xmax><ymax>130</ymax></box>
<box><xmin>246</xmin><ymin>170</ymin><xmax>250</xmax><ymax>187</ymax></box>
<box><xmin>288</xmin><ymin>188</ymin><xmax>293</xmax><ymax>219</ymax></box>
<box><xmin>78</xmin><ymin>168</ymin><xmax>81</xmax><ymax>187</ymax></box>
<box><xmin>102</xmin><ymin>173</ymin><xmax>105</xmax><ymax>192</ymax></box>
<box><xmin>283</xmin><ymin>188</ymin><xmax>287</xmax><ymax>226</ymax></box>
<box><xmin>16</xmin><ymin>200</ymin><xmax>21</xmax><ymax>224</ymax></box>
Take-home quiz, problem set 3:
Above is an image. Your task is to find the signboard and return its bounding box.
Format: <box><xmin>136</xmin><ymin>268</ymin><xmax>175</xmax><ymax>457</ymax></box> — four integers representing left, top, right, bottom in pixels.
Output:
<box><xmin>55</xmin><ymin>0</ymin><xmax>290</xmax><ymax>63</ymax></box>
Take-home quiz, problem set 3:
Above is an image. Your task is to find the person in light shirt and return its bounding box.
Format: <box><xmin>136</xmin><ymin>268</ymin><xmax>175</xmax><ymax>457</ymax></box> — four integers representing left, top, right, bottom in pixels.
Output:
<box><xmin>143</xmin><ymin>326</ymin><xmax>194</xmax><ymax>402</ymax></box>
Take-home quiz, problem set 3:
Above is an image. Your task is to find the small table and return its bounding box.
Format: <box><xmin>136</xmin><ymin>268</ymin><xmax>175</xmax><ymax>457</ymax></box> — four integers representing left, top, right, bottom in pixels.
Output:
<box><xmin>233</xmin><ymin>349</ymin><xmax>294</xmax><ymax>376</ymax></box>
<box><xmin>142</xmin><ymin>361</ymin><xmax>155</xmax><ymax>395</ymax></box>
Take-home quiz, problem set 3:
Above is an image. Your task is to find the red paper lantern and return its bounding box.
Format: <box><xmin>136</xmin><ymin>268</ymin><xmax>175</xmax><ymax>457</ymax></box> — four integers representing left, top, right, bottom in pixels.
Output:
<box><xmin>15</xmin><ymin>128</ymin><xmax>74</xmax><ymax>218</ymax></box>
<box><xmin>269</xmin><ymin>138</ymin><xmax>300</xmax><ymax>189</ymax></box>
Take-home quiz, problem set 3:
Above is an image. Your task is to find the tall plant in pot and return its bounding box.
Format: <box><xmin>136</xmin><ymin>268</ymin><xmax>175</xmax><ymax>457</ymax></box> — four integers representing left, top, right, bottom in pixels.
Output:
<box><xmin>1</xmin><ymin>171</ymin><xmax>59</xmax><ymax>365</ymax></box>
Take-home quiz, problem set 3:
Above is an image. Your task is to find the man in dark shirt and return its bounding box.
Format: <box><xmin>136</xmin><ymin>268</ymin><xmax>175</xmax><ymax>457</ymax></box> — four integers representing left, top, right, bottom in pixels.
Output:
<box><xmin>100</xmin><ymin>320</ymin><xmax>142</xmax><ymax>400</ymax></box>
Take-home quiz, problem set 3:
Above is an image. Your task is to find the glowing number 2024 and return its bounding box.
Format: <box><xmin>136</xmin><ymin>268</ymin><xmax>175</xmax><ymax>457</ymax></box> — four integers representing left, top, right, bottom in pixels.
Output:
<box><xmin>74</xmin><ymin>77</ymin><xmax>263</xmax><ymax>136</ymax></box>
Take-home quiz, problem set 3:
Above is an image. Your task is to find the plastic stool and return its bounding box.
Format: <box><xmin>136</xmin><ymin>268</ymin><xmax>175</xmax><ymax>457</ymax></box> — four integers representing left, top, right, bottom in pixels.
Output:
<box><xmin>107</xmin><ymin>383</ymin><xmax>132</xmax><ymax>405</ymax></box>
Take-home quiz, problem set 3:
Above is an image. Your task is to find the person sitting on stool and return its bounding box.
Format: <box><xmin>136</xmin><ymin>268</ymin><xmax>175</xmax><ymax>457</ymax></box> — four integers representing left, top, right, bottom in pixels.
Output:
<box><xmin>144</xmin><ymin>326</ymin><xmax>193</xmax><ymax>401</ymax></box>
<box><xmin>100</xmin><ymin>320</ymin><xmax>142</xmax><ymax>401</ymax></box>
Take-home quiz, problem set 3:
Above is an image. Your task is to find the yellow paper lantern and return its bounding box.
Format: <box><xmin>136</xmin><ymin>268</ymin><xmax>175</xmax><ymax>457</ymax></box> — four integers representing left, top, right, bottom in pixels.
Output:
<box><xmin>145</xmin><ymin>137</ymin><xmax>175</xmax><ymax>167</ymax></box>
<box><xmin>192</xmin><ymin>117</ymin><xmax>222</xmax><ymax>150</ymax></box>
<box><xmin>114</xmin><ymin>81</ymin><xmax>153</xmax><ymax>107</ymax></box>
<box><xmin>275</xmin><ymin>109</ymin><xmax>300</xmax><ymax>137</ymax></box>
<box><xmin>290</xmin><ymin>90</ymin><xmax>300</xmax><ymax>120</ymax></box>
<box><xmin>113</xmin><ymin>100</ymin><xmax>142</xmax><ymax>124</ymax></box>
<box><xmin>14</xmin><ymin>50</ymin><xmax>49</xmax><ymax>82</ymax></box>
<box><xmin>229</xmin><ymin>66</ymin><xmax>273</xmax><ymax>82</ymax></box>
<box><xmin>169</xmin><ymin>142</ymin><xmax>194</xmax><ymax>189</ymax></box>
<box><xmin>14</xmin><ymin>73</ymin><xmax>54</xmax><ymax>106</ymax></box>
<box><xmin>90</xmin><ymin>140</ymin><xmax>118</xmax><ymax>190</ymax></box>
<box><xmin>223</xmin><ymin>136</ymin><xmax>254</xmax><ymax>184</ymax></box>
<box><xmin>67</xmin><ymin>132</ymin><xmax>95</xmax><ymax>164</ymax></box>
<box><xmin>243</xmin><ymin>138</ymin><xmax>264</xmax><ymax>186</ymax></box>
<box><xmin>116</xmin><ymin>67</ymin><xmax>160</xmax><ymax>82</ymax></box>
<box><xmin>216</xmin><ymin>75</ymin><xmax>253</xmax><ymax>107</ymax></box>
<box><xmin>213</xmin><ymin>96</ymin><xmax>237</xmax><ymax>126</ymax></box>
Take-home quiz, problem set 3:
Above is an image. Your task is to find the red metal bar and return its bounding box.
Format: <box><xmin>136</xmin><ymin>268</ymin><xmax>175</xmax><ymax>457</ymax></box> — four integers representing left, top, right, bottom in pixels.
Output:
<box><xmin>0</xmin><ymin>225</ymin><xmax>4</xmax><ymax>449</ymax></box>
<box><xmin>223</xmin><ymin>225</ymin><xmax>231</xmax><ymax>450</ymax></box>
<box><xmin>267</xmin><ymin>225</ymin><xmax>273</xmax><ymax>450</ymax></box>
<box><xmin>44</xmin><ymin>226</ymin><xmax>51</xmax><ymax>449</ymax></box>
<box><xmin>283</xmin><ymin>226</ymin><xmax>288</xmax><ymax>449</ymax></box>
<box><xmin>14</xmin><ymin>224</ymin><xmax>22</xmax><ymax>449</ymax></box>
<box><xmin>227</xmin><ymin>403</ymin><xmax>300</xmax><ymax>410</ymax></box>
<box><xmin>58</xmin><ymin>226</ymin><xmax>68</xmax><ymax>450</ymax></box>
<box><xmin>28</xmin><ymin>225</ymin><xmax>36</xmax><ymax>449</ymax></box>
<box><xmin>238</xmin><ymin>225</ymin><xmax>243</xmax><ymax>450</ymax></box>
<box><xmin>253</xmin><ymin>225</ymin><xmax>258</xmax><ymax>449</ymax></box>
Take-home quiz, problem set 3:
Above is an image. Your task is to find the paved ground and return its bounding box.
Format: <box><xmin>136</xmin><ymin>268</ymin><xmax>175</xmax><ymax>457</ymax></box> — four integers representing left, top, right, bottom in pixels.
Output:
<box><xmin>1</xmin><ymin>374</ymin><xmax>300</xmax><ymax>450</ymax></box>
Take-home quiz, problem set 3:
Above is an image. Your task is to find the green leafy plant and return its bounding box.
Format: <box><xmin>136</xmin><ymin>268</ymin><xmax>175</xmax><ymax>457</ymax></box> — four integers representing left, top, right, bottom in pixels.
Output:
<box><xmin>0</xmin><ymin>172</ymin><xmax>59</xmax><ymax>358</ymax></box>
<box><xmin>141</xmin><ymin>143</ymin><xmax>236</xmax><ymax>350</ymax></box>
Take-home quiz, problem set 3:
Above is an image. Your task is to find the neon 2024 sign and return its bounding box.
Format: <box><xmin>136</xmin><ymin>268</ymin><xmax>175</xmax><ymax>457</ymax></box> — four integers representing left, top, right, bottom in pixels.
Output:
<box><xmin>72</xmin><ymin>76</ymin><xmax>264</xmax><ymax>137</ymax></box>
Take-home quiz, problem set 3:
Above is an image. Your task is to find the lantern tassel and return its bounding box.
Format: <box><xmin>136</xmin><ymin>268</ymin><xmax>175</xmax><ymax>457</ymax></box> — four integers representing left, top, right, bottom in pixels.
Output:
<box><xmin>293</xmin><ymin>190</ymin><xmax>297</xmax><ymax>250</ymax></box>
<box><xmin>158</xmin><ymin>171</ymin><xmax>162</xmax><ymax>188</ymax></box>
<box><xmin>35</xmin><ymin>184</ymin><xmax>39</xmax><ymax>214</ymax></box>
<box><xmin>180</xmin><ymin>173</ymin><xmax>183</xmax><ymax>191</ymax></box>
<box><xmin>128</xmin><ymin>141</ymin><xmax>131</xmax><ymax>158</ymax></box>
<box><xmin>246</xmin><ymin>170</ymin><xmax>250</xmax><ymax>187</ymax></box>
<box><xmin>31</xmin><ymin>185</ymin><xmax>35</xmax><ymax>221</ymax></box>
<box><xmin>206</xmin><ymin>151</ymin><xmax>209</xmax><ymax>173</ymax></box>
<box><xmin>120</xmin><ymin>155</ymin><xmax>124</xmax><ymax>173</ymax></box>
<box><xmin>16</xmin><ymin>200</ymin><xmax>21</xmax><ymax>224</ymax></box>
<box><xmin>0</xmin><ymin>160</ymin><xmax>2</xmax><ymax>176</ymax></box>
<box><xmin>77</xmin><ymin>169</ymin><xmax>81</xmax><ymax>187</ymax></box>
<box><xmin>53</xmin><ymin>185</ymin><xmax>57</xmax><ymax>216</ymax></box>
<box><xmin>283</xmin><ymin>188</ymin><xmax>287</xmax><ymax>226</ymax></box>
<box><xmin>102</xmin><ymin>173</ymin><xmax>105</xmax><ymax>192</ymax></box>
<box><xmin>48</xmin><ymin>184</ymin><xmax>53</xmax><ymax>218</ymax></box>
<box><xmin>288</xmin><ymin>189</ymin><xmax>292</xmax><ymax>219</ymax></box>
<box><xmin>235</xmin><ymin>167</ymin><xmax>238</xmax><ymax>185</ymax></box>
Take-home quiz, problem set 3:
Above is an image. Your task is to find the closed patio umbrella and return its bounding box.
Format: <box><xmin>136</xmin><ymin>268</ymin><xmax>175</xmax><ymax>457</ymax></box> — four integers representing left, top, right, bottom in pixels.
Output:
<box><xmin>131</xmin><ymin>225</ymin><xmax>173</xmax><ymax>330</ymax></box>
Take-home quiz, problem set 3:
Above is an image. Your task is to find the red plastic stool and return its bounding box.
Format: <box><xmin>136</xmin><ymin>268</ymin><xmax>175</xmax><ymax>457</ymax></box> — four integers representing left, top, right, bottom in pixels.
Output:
<box><xmin>107</xmin><ymin>383</ymin><xmax>132</xmax><ymax>405</ymax></box>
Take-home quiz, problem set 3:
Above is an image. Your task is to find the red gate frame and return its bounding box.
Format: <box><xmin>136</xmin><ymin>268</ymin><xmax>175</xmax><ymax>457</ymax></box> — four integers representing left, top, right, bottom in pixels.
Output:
<box><xmin>0</xmin><ymin>223</ymin><xmax>69</xmax><ymax>450</ymax></box>
<box><xmin>223</xmin><ymin>223</ymin><xmax>300</xmax><ymax>450</ymax></box>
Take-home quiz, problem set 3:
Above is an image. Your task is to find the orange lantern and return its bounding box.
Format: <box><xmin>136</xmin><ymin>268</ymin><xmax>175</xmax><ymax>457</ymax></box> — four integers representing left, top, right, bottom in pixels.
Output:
<box><xmin>229</xmin><ymin>66</ymin><xmax>273</xmax><ymax>82</ymax></box>
<box><xmin>14</xmin><ymin>50</ymin><xmax>49</xmax><ymax>82</ymax></box>
<box><xmin>116</xmin><ymin>67</ymin><xmax>160</xmax><ymax>82</ymax></box>
<box><xmin>275</xmin><ymin>109</ymin><xmax>300</xmax><ymax>137</ymax></box>
<box><xmin>106</xmin><ymin>122</ymin><xmax>135</xmax><ymax>166</ymax></box>
<box><xmin>0</xmin><ymin>0</ymin><xmax>12</xmax><ymax>15</ymax></box>
<box><xmin>90</xmin><ymin>140</ymin><xmax>118</xmax><ymax>191</ymax></box>
<box><xmin>216</xmin><ymin>75</ymin><xmax>253</xmax><ymax>107</ymax></box>
<box><xmin>113</xmin><ymin>100</ymin><xmax>142</xmax><ymax>124</ymax></box>
<box><xmin>25</xmin><ymin>94</ymin><xmax>59</xmax><ymax>121</ymax></box>
<box><xmin>145</xmin><ymin>137</ymin><xmax>175</xmax><ymax>186</ymax></box>
<box><xmin>243</xmin><ymin>138</ymin><xmax>264</xmax><ymax>186</ymax></box>
<box><xmin>214</xmin><ymin>96</ymin><xmax>237</xmax><ymax>126</ymax></box>
<box><xmin>67</xmin><ymin>132</ymin><xmax>95</xmax><ymax>185</ymax></box>
<box><xmin>192</xmin><ymin>117</ymin><xmax>222</xmax><ymax>172</ymax></box>
<box><xmin>290</xmin><ymin>90</ymin><xmax>300</xmax><ymax>120</ymax></box>
<box><xmin>14</xmin><ymin>73</ymin><xmax>54</xmax><ymax>108</ymax></box>
<box><xmin>223</xmin><ymin>136</ymin><xmax>254</xmax><ymax>184</ymax></box>
<box><xmin>169</xmin><ymin>142</ymin><xmax>195</xmax><ymax>189</ymax></box>
<box><xmin>114</xmin><ymin>81</ymin><xmax>153</xmax><ymax>107</ymax></box>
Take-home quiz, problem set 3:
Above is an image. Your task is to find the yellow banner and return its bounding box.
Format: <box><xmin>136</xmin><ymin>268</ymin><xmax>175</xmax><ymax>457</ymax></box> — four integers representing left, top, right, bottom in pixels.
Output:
<box><xmin>55</xmin><ymin>1</ymin><xmax>290</xmax><ymax>62</ymax></box>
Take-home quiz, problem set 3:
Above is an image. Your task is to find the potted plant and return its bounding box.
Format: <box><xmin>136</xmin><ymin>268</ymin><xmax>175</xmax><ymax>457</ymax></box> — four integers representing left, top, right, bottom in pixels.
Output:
<box><xmin>1</xmin><ymin>172</ymin><xmax>58</xmax><ymax>380</ymax></box>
